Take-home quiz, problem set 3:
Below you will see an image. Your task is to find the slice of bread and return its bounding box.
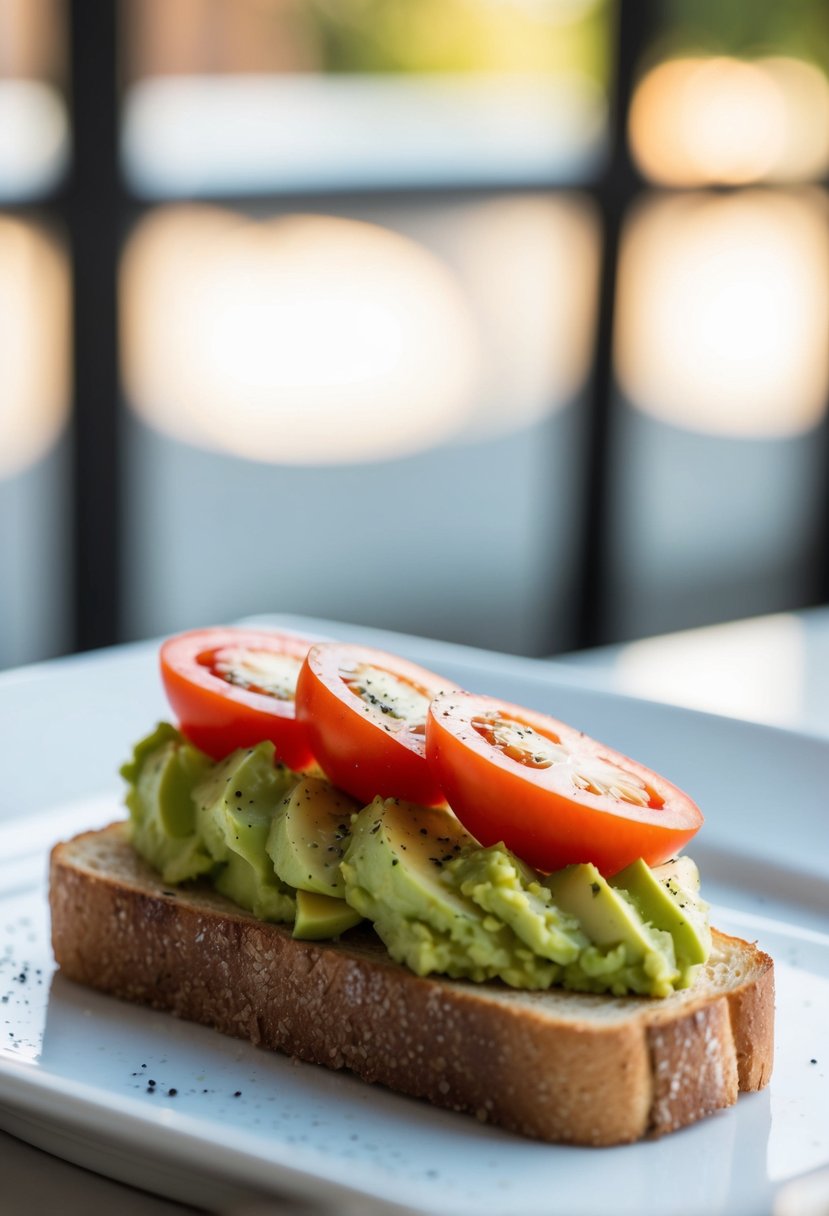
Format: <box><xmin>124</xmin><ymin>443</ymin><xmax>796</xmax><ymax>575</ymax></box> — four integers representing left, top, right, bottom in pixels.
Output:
<box><xmin>49</xmin><ymin>823</ymin><xmax>774</xmax><ymax>1146</ymax></box>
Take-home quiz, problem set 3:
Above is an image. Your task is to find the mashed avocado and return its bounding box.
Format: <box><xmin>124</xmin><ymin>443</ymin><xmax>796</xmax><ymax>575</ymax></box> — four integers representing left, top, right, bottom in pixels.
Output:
<box><xmin>341</xmin><ymin>797</ymin><xmax>562</xmax><ymax>988</ymax></box>
<box><xmin>122</xmin><ymin>725</ymin><xmax>711</xmax><ymax>996</ymax></box>
<box><xmin>121</xmin><ymin>723</ymin><xmax>216</xmax><ymax>884</ymax></box>
<box><xmin>445</xmin><ymin>846</ymin><xmax>586</xmax><ymax>965</ymax></box>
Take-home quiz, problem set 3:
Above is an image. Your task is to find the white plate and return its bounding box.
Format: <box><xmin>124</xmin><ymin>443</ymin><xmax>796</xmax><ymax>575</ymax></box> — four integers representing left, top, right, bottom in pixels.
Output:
<box><xmin>0</xmin><ymin>616</ymin><xmax>827</xmax><ymax>1216</ymax></box>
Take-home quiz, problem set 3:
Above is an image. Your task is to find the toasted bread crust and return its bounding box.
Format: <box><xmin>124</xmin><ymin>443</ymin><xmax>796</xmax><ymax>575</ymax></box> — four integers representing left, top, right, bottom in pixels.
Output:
<box><xmin>49</xmin><ymin>824</ymin><xmax>774</xmax><ymax>1146</ymax></box>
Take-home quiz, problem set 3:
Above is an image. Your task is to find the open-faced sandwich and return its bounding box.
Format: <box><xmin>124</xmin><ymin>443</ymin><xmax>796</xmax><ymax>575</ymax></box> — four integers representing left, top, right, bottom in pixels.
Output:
<box><xmin>49</xmin><ymin>627</ymin><xmax>774</xmax><ymax>1146</ymax></box>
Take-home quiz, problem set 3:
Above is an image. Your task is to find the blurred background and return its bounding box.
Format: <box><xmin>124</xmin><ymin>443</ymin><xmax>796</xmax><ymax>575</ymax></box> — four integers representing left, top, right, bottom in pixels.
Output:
<box><xmin>1</xmin><ymin>0</ymin><xmax>828</xmax><ymax>670</ymax></box>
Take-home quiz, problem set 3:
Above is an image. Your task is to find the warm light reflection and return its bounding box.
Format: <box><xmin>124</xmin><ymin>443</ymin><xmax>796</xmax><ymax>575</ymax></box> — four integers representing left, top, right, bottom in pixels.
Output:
<box><xmin>763</xmin><ymin>57</ymin><xmax>829</xmax><ymax>180</ymax></box>
<box><xmin>121</xmin><ymin>208</ymin><xmax>480</xmax><ymax>464</ymax></box>
<box><xmin>614</xmin><ymin>615</ymin><xmax>805</xmax><ymax>727</ymax></box>
<box><xmin>0</xmin><ymin>80</ymin><xmax>69</xmax><ymax>198</ymax></box>
<box><xmin>0</xmin><ymin>218</ymin><xmax>70</xmax><ymax>477</ymax></box>
<box><xmin>443</xmin><ymin>195</ymin><xmax>600</xmax><ymax>438</ymax></box>
<box><xmin>629</xmin><ymin>56</ymin><xmax>829</xmax><ymax>186</ymax></box>
<box><xmin>615</xmin><ymin>191</ymin><xmax>829</xmax><ymax>437</ymax></box>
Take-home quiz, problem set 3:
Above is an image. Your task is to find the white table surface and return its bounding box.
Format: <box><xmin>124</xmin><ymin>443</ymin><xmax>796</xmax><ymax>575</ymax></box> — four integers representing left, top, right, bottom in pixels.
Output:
<box><xmin>2</xmin><ymin>608</ymin><xmax>827</xmax><ymax>1215</ymax></box>
<box><xmin>554</xmin><ymin>608</ymin><xmax>829</xmax><ymax>740</ymax></box>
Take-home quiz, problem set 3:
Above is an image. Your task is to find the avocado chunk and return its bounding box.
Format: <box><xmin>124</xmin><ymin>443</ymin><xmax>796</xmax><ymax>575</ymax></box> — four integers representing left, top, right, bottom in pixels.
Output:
<box><xmin>267</xmin><ymin>776</ymin><xmax>359</xmax><ymax>897</ymax></box>
<box><xmin>193</xmin><ymin>742</ymin><xmax>297</xmax><ymax>922</ymax></box>
<box><xmin>122</xmin><ymin>723</ymin><xmax>216</xmax><ymax>885</ymax></box>
<box><xmin>613</xmin><ymin>856</ymin><xmax>711</xmax><ymax>980</ymax></box>
<box><xmin>444</xmin><ymin>845</ymin><xmax>586</xmax><ymax>965</ymax></box>
<box><xmin>545</xmin><ymin>862</ymin><xmax>680</xmax><ymax>997</ymax></box>
<box><xmin>341</xmin><ymin>798</ymin><xmax>560</xmax><ymax>988</ymax></box>
<box><xmin>211</xmin><ymin>851</ymin><xmax>300</xmax><ymax>921</ymax></box>
<box><xmin>293</xmin><ymin>889</ymin><xmax>363</xmax><ymax>940</ymax></box>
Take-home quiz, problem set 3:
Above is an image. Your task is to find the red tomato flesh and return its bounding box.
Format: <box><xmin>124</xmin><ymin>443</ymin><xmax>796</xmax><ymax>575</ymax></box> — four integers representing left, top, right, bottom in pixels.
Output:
<box><xmin>426</xmin><ymin>691</ymin><xmax>703</xmax><ymax>875</ymax></box>
<box><xmin>160</xmin><ymin>627</ymin><xmax>316</xmax><ymax>769</ymax></box>
<box><xmin>295</xmin><ymin>643</ymin><xmax>454</xmax><ymax>806</ymax></box>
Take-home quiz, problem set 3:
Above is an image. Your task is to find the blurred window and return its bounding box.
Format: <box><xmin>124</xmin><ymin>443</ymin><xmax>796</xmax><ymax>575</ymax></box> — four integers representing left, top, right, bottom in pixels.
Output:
<box><xmin>629</xmin><ymin>56</ymin><xmax>829</xmax><ymax>187</ymax></box>
<box><xmin>0</xmin><ymin>214</ymin><xmax>71</xmax><ymax>667</ymax></box>
<box><xmin>0</xmin><ymin>1</ymin><xmax>71</xmax><ymax>669</ymax></box>
<box><xmin>120</xmin><ymin>0</ymin><xmax>611</xmax><ymax>195</ymax></box>
<box><xmin>120</xmin><ymin>194</ymin><xmax>600</xmax><ymax>654</ymax></box>
<box><xmin>604</xmin><ymin>0</ymin><xmax>829</xmax><ymax>644</ymax></box>
<box><xmin>0</xmin><ymin>0</ymin><xmax>69</xmax><ymax>200</ymax></box>
<box><xmin>3</xmin><ymin>0</ymin><xmax>829</xmax><ymax>669</ymax></box>
<box><xmin>120</xmin><ymin>198</ymin><xmax>599</xmax><ymax>463</ymax></box>
<box><xmin>615</xmin><ymin>190</ymin><xmax>829</xmax><ymax>437</ymax></box>
<box><xmin>0</xmin><ymin>216</ymin><xmax>70</xmax><ymax>475</ymax></box>
<box><xmin>113</xmin><ymin>0</ymin><xmax>611</xmax><ymax>655</ymax></box>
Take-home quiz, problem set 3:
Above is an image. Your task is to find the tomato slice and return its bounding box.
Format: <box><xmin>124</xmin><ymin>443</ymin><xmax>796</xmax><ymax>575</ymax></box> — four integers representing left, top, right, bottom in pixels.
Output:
<box><xmin>425</xmin><ymin>691</ymin><xmax>703</xmax><ymax>875</ymax></box>
<box><xmin>160</xmin><ymin>627</ymin><xmax>317</xmax><ymax>769</ymax></box>
<box><xmin>295</xmin><ymin>643</ymin><xmax>454</xmax><ymax>805</ymax></box>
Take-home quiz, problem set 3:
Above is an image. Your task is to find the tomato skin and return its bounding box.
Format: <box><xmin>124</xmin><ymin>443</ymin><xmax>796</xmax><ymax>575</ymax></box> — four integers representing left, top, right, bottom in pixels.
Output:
<box><xmin>295</xmin><ymin>643</ymin><xmax>453</xmax><ymax>806</ymax></box>
<box><xmin>426</xmin><ymin>691</ymin><xmax>703</xmax><ymax>876</ymax></box>
<box><xmin>160</xmin><ymin>627</ymin><xmax>316</xmax><ymax>769</ymax></box>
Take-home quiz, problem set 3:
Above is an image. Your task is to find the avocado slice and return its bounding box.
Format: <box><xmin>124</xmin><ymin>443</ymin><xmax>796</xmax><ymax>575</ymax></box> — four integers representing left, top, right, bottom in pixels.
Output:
<box><xmin>341</xmin><ymin>798</ymin><xmax>560</xmax><ymax>988</ymax></box>
<box><xmin>293</xmin><ymin>889</ymin><xmax>363</xmax><ymax>940</ymax></box>
<box><xmin>193</xmin><ymin>742</ymin><xmax>297</xmax><ymax>922</ymax></box>
<box><xmin>211</xmin><ymin>850</ymin><xmax>295</xmax><ymax>921</ymax></box>
<box><xmin>544</xmin><ymin>862</ymin><xmax>681</xmax><ymax>995</ymax></box>
<box><xmin>267</xmin><ymin>776</ymin><xmax>359</xmax><ymax>897</ymax></box>
<box><xmin>122</xmin><ymin>723</ymin><xmax>216</xmax><ymax>884</ymax></box>
<box><xmin>545</xmin><ymin>862</ymin><xmax>661</xmax><ymax>954</ymax></box>
<box><xmin>612</xmin><ymin>857</ymin><xmax>711</xmax><ymax>972</ymax></box>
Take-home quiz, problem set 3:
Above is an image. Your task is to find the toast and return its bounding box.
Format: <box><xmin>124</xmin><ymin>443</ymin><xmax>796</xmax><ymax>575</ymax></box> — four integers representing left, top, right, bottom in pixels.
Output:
<box><xmin>49</xmin><ymin>822</ymin><xmax>774</xmax><ymax>1147</ymax></box>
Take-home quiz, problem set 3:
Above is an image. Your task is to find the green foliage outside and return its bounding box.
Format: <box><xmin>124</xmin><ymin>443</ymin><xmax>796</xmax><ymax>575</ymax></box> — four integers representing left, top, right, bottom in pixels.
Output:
<box><xmin>653</xmin><ymin>0</ymin><xmax>829</xmax><ymax>74</ymax></box>
<box><xmin>302</xmin><ymin>0</ymin><xmax>612</xmax><ymax>84</ymax></box>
